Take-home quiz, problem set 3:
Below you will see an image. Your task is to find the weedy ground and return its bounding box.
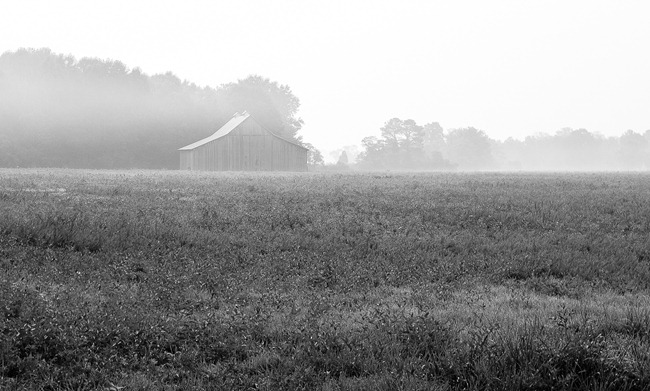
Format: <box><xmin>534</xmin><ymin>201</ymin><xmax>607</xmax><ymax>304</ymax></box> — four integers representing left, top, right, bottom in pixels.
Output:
<box><xmin>1</xmin><ymin>169</ymin><xmax>650</xmax><ymax>390</ymax></box>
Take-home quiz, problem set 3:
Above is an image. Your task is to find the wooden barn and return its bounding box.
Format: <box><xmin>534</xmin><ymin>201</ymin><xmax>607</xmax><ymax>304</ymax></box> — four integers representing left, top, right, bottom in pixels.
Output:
<box><xmin>178</xmin><ymin>112</ymin><xmax>309</xmax><ymax>171</ymax></box>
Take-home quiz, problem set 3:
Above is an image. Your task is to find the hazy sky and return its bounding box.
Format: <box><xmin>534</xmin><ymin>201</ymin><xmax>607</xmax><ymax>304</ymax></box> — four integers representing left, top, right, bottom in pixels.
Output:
<box><xmin>3</xmin><ymin>0</ymin><xmax>649</xmax><ymax>152</ymax></box>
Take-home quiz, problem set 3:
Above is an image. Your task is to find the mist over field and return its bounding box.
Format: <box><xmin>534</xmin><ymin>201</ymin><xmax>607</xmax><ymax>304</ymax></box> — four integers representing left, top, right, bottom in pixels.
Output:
<box><xmin>3</xmin><ymin>1</ymin><xmax>650</xmax><ymax>388</ymax></box>
<box><xmin>3</xmin><ymin>0</ymin><xmax>650</xmax><ymax>389</ymax></box>
<box><xmin>0</xmin><ymin>48</ymin><xmax>307</xmax><ymax>169</ymax></box>
<box><xmin>1</xmin><ymin>48</ymin><xmax>648</xmax><ymax>172</ymax></box>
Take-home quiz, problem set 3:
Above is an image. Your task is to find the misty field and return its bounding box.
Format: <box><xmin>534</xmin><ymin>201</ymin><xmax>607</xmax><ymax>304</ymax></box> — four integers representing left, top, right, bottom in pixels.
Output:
<box><xmin>1</xmin><ymin>169</ymin><xmax>650</xmax><ymax>390</ymax></box>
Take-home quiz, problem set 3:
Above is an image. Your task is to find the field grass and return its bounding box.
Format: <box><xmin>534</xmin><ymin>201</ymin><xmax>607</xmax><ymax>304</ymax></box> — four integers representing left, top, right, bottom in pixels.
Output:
<box><xmin>1</xmin><ymin>169</ymin><xmax>650</xmax><ymax>390</ymax></box>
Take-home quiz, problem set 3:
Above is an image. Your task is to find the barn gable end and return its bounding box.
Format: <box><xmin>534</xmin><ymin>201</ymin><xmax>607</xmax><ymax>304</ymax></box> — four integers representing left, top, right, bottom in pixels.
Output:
<box><xmin>178</xmin><ymin>112</ymin><xmax>308</xmax><ymax>172</ymax></box>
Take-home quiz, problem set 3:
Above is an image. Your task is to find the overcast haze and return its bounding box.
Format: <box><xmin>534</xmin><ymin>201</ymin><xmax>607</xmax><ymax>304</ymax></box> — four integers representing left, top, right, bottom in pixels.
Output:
<box><xmin>3</xmin><ymin>0</ymin><xmax>650</xmax><ymax>152</ymax></box>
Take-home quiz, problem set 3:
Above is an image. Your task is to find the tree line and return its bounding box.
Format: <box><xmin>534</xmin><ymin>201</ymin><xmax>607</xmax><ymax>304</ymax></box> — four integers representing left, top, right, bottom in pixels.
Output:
<box><xmin>355</xmin><ymin>118</ymin><xmax>650</xmax><ymax>171</ymax></box>
<box><xmin>2</xmin><ymin>48</ymin><xmax>647</xmax><ymax>171</ymax></box>
<box><xmin>0</xmin><ymin>48</ymin><xmax>320</xmax><ymax>169</ymax></box>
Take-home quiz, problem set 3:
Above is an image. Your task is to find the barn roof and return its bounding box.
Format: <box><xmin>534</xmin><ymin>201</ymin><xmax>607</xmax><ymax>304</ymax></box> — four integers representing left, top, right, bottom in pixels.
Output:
<box><xmin>178</xmin><ymin>112</ymin><xmax>308</xmax><ymax>151</ymax></box>
<box><xmin>178</xmin><ymin>112</ymin><xmax>250</xmax><ymax>151</ymax></box>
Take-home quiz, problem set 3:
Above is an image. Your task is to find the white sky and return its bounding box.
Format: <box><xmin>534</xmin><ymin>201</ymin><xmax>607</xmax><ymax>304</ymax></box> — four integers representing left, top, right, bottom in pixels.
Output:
<box><xmin>2</xmin><ymin>0</ymin><xmax>650</xmax><ymax>153</ymax></box>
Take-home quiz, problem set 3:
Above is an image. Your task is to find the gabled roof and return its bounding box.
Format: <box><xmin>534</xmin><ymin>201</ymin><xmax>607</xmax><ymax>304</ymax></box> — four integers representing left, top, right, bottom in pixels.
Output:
<box><xmin>178</xmin><ymin>112</ymin><xmax>250</xmax><ymax>151</ymax></box>
<box><xmin>178</xmin><ymin>111</ymin><xmax>308</xmax><ymax>151</ymax></box>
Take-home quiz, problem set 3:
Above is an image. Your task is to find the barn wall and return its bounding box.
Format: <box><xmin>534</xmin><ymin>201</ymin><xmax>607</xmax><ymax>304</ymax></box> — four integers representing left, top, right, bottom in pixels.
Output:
<box><xmin>180</xmin><ymin>117</ymin><xmax>308</xmax><ymax>171</ymax></box>
<box><xmin>179</xmin><ymin>151</ymin><xmax>193</xmax><ymax>170</ymax></box>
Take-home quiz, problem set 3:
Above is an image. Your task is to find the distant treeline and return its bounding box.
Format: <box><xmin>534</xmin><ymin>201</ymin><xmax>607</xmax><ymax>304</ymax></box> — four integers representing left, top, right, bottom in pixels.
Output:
<box><xmin>0</xmin><ymin>48</ymin><xmax>312</xmax><ymax>169</ymax></box>
<box><xmin>356</xmin><ymin>118</ymin><xmax>650</xmax><ymax>171</ymax></box>
<box><xmin>3</xmin><ymin>48</ymin><xmax>648</xmax><ymax>171</ymax></box>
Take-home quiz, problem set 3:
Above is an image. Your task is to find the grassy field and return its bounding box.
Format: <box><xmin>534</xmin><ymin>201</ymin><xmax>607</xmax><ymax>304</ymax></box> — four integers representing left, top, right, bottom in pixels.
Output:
<box><xmin>1</xmin><ymin>169</ymin><xmax>650</xmax><ymax>390</ymax></box>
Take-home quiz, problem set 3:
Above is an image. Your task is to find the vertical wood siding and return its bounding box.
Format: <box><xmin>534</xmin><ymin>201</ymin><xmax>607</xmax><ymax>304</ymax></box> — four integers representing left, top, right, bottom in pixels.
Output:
<box><xmin>179</xmin><ymin>117</ymin><xmax>308</xmax><ymax>171</ymax></box>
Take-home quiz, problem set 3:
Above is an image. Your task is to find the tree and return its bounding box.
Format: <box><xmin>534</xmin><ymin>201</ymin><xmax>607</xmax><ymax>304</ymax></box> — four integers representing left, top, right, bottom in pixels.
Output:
<box><xmin>423</xmin><ymin>122</ymin><xmax>444</xmax><ymax>155</ymax></box>
<box><xmin>0</xmin><ymin>48</ymin><xmax>223</xmax><ymax>168</ymax></box>
<box><xmin>329</xmin><ymin>145</ymin><xmax>360</xmax><ymax>165</ymax></box>
<box><xmin>337</xmin><ymin>150</ymin><xmax>349</xmax><ymax>166</ymax></box>
<box><xmin>494</xmin><ymin>137</ymin><xmax>525</xmax><ymax>170</ymax></box>
<box><xmin>618</xmin><ymin>130</ymin><xmax>648</xmax><ymax>169</ymax></box>
<box><xmin>552</xmin><ymin>128</ymin><xmax>602</xmax><ymax>169</ymax></box>
<box><xmin>445</xmin><ymin>127</ymin><xmax>493</xmax><ymax>170</ymax></box>
<box><xmin>0</xmin><ymin>48</ymin><xmax>316</xmax><ymax>169</ymax></box>
<box><xmin>421</xmin><ymin>122</ymin><xmax>449</xmax><ymax>168</ymax></box>
<box><xmin>302</xmin><ymin>142</ymin><xmax>324</xmax><ymax>168</ymax></box>
<box><xmin>217</xmin><ymin>75</ymin><xmax>303</xmax><ymax>141</ymax></box>
<box><xmin>380</xmin><ymin>118</ymin><xmax>424</xmax><ymax>154</ymax></box>
<box><xmin>357</xmin><ymin>136</ymin><xmax>386</xmax><ymax>168</ymax></box>
<box><xmin>377</xmin><ymin>118</ymin><xmax>425</xmax><ymax>167</ymax></box>
<box><xmin>357</xmin><ymin>118</ymin><xmax>454</xmax><ymax>169</ymax></box>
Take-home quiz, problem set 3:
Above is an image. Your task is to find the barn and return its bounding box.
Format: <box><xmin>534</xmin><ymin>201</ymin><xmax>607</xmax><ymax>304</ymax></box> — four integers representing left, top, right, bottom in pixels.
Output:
<box><xmin>178</xmin><ymin>112</ymin><xmax>309</xmax><ymax>171</ymax></box>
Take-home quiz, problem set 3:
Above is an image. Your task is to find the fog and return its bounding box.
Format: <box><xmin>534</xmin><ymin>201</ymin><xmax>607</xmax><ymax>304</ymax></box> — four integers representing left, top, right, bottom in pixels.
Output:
<box><xmin>0</xmin><ymin>48</ymin><xmax>305</xmax><ymax>169</ymax></box>
<box><xmin>353</xmin><ymin>119</ymin><xmax>650</xmax><ymax>171</ymax></box>
<box><xmin>1</xmin><ymin>48</ymin><xmax>648</xmax><ymax>171</ymax></box>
